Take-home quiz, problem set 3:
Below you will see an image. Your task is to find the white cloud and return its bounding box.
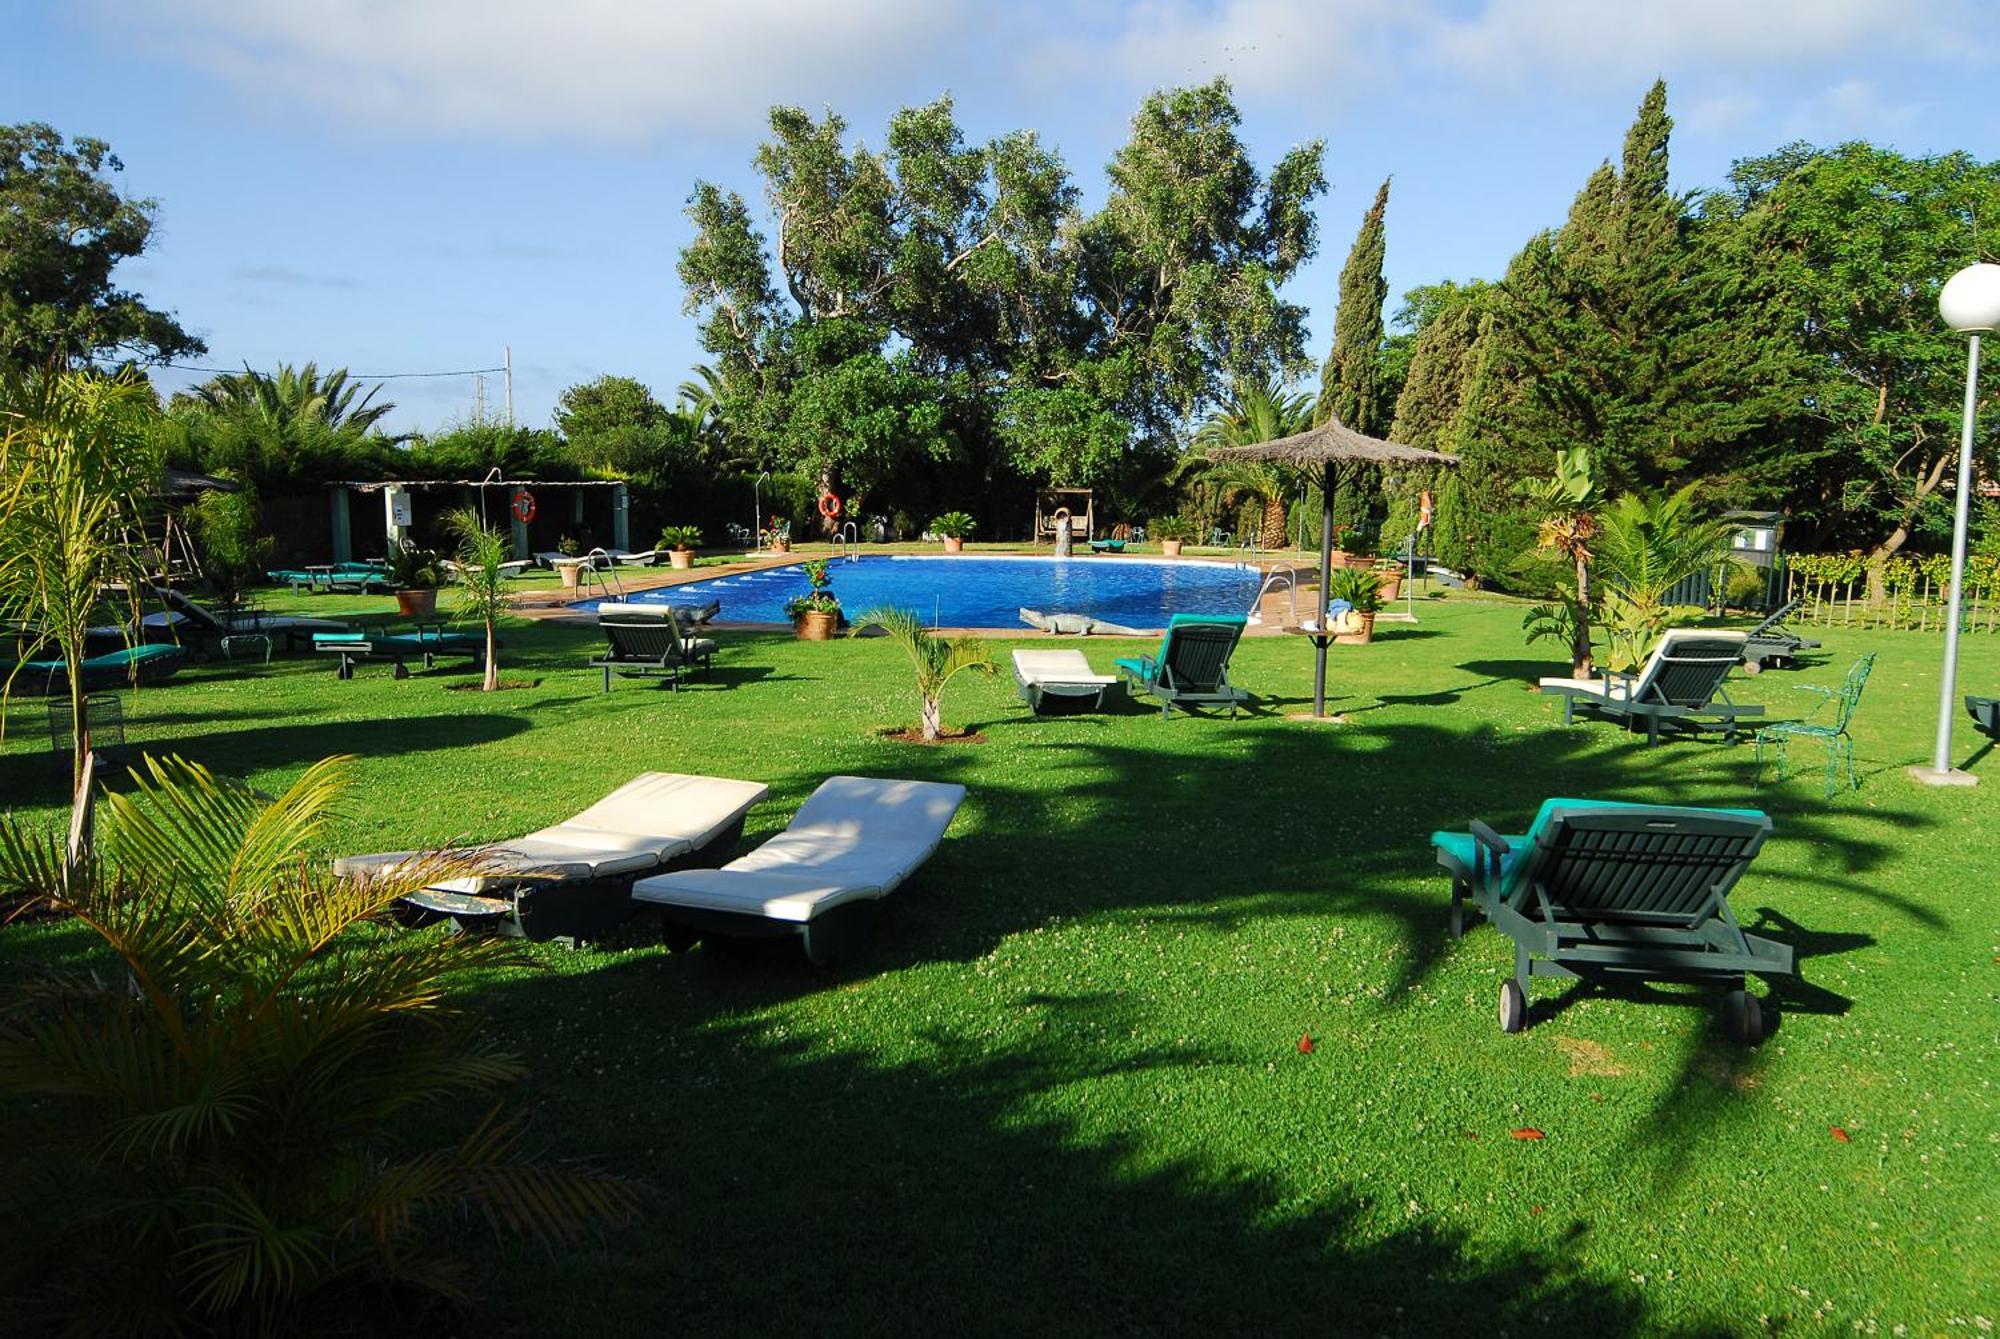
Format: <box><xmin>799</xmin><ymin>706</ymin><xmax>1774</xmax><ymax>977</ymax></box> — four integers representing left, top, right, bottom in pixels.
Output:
<box><xmin>1785</xmin><ymin>79</ymin><xmax>1924</xmax><ymax>139</ymax></box>
<box><xmin>1682</xmin><ymin>93</ymin><xmax>1762</xmax><ymax>135</ymax></box>
<box><xmin>89</xmin><ymin>0</ymin><xmax>977</xmax><ymax>141</ymax></box>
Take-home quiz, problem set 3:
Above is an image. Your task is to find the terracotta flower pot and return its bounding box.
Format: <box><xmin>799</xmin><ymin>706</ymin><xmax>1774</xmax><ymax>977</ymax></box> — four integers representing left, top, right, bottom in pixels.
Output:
<box><xmin>395</xmin><ymin>588</ymin><xmax>438</xmax><ymax>618</ymax></box>
<box><xmin>1375</xmin><ymin>573</ymin><xmax>1401</xmax><ymax>602</ymax></box>
<box><xmin>942</xmin><ymin>537</ymin><xmax>964</xmax><ymax>553</ymax></box>
<box><xmin>669</xmin><ymin>549</ymin><xmax>695</xmax><ymax>570</ymax></box>
<box><xmin>1333</xmin><ymin>610</ymin><xmax>1376</xmax><ymax>645</ymax></box>
<box><xmin>556</xmin><ymin>562</ymin><xmax>583</xmax><ymax>590</ymax></box>
<box><xmin>770</xmin><ymin>540</ymin><xmax>791</xmax><ymax>555</ymax></box>
<box><xmin>795</xmin><ymin>609</ymin><xmax>838</xmax><ymax>641</ymax></box>
<box><xmin>1160</xmin><ymin>539</ymin><xmax>1184</xmax><ymax>557</ymax></box>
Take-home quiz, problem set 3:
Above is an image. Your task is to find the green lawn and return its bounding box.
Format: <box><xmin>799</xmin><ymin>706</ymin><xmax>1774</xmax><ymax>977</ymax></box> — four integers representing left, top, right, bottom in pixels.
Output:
<box><xmin>3</xmin><ymin>593</ymin><xmax>1995</xmax><ymax>1334</ymax></box>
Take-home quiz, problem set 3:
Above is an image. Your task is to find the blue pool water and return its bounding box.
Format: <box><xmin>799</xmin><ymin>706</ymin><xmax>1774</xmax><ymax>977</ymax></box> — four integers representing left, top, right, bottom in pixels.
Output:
<box><xmin>607</xmin><ymin>556</ymin><xmax>1262</xmax><ymax>628</ymax></box>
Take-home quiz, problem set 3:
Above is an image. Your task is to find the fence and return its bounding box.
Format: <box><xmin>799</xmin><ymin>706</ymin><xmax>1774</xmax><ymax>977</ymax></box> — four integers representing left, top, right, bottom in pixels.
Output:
<box><xmin>1779</xmin><ymin>553</ymin><xmax>2000</xmax><ymax>634</ymax></box>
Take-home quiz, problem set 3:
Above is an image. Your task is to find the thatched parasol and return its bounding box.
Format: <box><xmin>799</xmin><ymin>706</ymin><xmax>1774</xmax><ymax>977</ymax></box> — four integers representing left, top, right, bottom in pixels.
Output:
<box><xmin>1206</xmin><ymin>416</ymin><xmax>1458</xmax><ymax>717</ymax></box>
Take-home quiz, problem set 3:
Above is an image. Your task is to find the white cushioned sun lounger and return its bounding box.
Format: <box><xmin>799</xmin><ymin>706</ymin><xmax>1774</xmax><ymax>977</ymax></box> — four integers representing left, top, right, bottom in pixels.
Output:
<box><xmin>1013</xmin><ymin>648</ymin><xmax>1120</xmax><ymax>714</ymax></box>
<box><xmin>333</xmin><ymin>772</ymin><xmax>769</xmax><ymax>939</ymax></box>
<box><xmin>631</xmin><ymin>775</ymin><xmax>967</xmax><ymax>964</ymax></box>
<box><xmin>1538</xmin><ymin>628</ymin><xmax>1759</xmax><ymax>745</ymax></box>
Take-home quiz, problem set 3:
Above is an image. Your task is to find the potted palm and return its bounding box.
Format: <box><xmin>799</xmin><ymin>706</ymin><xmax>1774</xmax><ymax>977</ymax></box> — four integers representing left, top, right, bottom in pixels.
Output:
<box><xmin>1327</xmin><ymin>566</ymin><xmax>1386</xmax><ymax>645</ymax></box>
<box><xmin>553</xmin><ymin>535</ymin><xmax>586</xmax><ymax>590</ymax></box>
<box><xmin>849</xmin><ymin>605</ymin><xmax>995</xmax><ymax>742</ymax></box>
<box><xmin>386</xmin><ymin>540</ymin><xmax>443</xmax><ymax>618</ymax></box>
<box><xmin>1150</xmin><ymin>515</ymin><xmax>1195</xmax><ymax>557</ymax></box>
<box><xmin>931</xmin><ymin>511</ymin><xmax>975</xmax><ymax>554</ymax></box>
<box><xmin>659</xmin><ymin>525</ymin><xmax>702</xmax><ymax>571</ymax></box>
<box><xmin>785</xmin><ymin>559</ymin><xmax>841</xmax><ymax>640</ymax></box>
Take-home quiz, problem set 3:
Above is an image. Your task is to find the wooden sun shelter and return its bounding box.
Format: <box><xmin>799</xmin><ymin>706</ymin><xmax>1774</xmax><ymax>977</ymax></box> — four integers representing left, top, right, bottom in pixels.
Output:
<box><xmin>1035</xmin><ymin>489</ymin><xmax>1094</xmax><ymax>542</ymax></box>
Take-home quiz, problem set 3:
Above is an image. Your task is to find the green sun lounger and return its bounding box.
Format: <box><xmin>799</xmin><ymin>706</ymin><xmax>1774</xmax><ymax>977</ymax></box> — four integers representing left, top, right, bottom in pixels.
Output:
<box><xmin>313</xmin><ymin>628</ymin><xmax>489</xmax><ymax>679</ymax></box>
<box><xmin>8</xmin><ymin>643</ymin><xmax>185</xmax><ymax>693</ymax></box>
<box><xmin>1966</xmin><ymin>695</ymin><xmax>1999</xmax><ymax>740</ymax></box>
<box><xmin>591</xmin><ymin>614</ymin><xmax>716</xmax><ymax>690</ymax></box>
<box><xmin>1431</xmin><ymin>798</ymin><xmax>1794</xmax><ymax>1043</ymax></box>
<box><xmin>1538</xmin><ymin>628</ymin><xmax>1762</xmax><ymax>744</ymax></box>
<box><xmin>1741</xmin><ymin>599</ymin><xmax>1822</xmax><ymax>672</ymax></box>
<box><xmin>1114</xmin><ymin>613</ymin><xmax>1248</xmax><ymax>718</ymax></box>
<box><xmin>1088</xmin><ymin>538</ymin><xmax>1127</xmax><ymax>554</ymax></box>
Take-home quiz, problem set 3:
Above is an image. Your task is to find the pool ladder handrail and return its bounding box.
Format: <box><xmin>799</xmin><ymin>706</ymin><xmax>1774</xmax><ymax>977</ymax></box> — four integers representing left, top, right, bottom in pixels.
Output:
<box><xmin>1247</xmin><ymin>568</ymin><xmax>1300</xmax><ymax>627</ymax></box>
<box><xmin>830</xmin><ymin>521</ymin><xmax>861</xmax><ymax>563</ymax></box>
<box><xmin>1236</xmin><ymin>536</ymin><xmax>1258</xmax><ymax>571</ymax></box>
<box><xmin>579</xmin><ymin>548</ymin><xmax>626</xmax><ymax>600</ymax></box>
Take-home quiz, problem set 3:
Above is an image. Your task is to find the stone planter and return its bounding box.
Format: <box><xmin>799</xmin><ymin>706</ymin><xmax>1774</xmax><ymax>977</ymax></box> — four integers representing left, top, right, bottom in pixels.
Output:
<box><xmin>942</xmin><ymin>537</ymin><xmax>964</xmax><ymax>553</ymax></box>
<box><xmin>1160</xmin><ymin>539</ymin><xmax>1184</xmax><ymax>557</ymax></box>
<box><xmin>395</xmin><ymin>588</ymin><xmax>438</xmax><ymax>618</ymax></box>
<box><xmin>668</xmin><ymin>549</ymin><xmax>695</xmax><ymax>570</ymax></box>
<box><xmin>795</xmin><ymin>609</ymin><xmax>838</xmax><ymax>641</ymax></box>
<box><xmin>1333</xmin><ymin>610</ymin><xmax>1376</xmax><ymax>645</ymax></box>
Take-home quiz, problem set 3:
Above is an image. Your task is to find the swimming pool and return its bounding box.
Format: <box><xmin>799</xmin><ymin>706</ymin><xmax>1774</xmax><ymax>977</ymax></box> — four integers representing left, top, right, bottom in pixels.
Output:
<box><xmin>605</xmin><ymin>556</ymin><xmax>1263</xmax><ymax>628</ymax></box>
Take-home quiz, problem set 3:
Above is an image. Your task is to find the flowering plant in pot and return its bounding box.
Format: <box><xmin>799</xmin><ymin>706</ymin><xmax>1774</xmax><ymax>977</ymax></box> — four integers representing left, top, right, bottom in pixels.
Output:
<box><xmin>385</xmin><ymin>540</ymin><xmax>443</xmax><ymax>617</ymax></box>
<box><xmin>764</xmin><ymin>520</ymin><xmax>791</xmax><ymax>554</ymax></box>
<box><xmin>1326</xmin><ymin>566</ymin><xmax>1386</xmax><ymax>644</ymax></box>
<box><xmin>658</xmin><ymin>525</ymin><xmax>702</xmax><ymax>570</ymax></box>
<box><xmin>1150</xmin><ymin>515</ymin><xmax>1196</xmax><ymax>557</ymax></box>
<box><xmin>930</xmin><ymin>511</ymin><xmax>975</xmax><ymax>553</ymax></box>
<box><xmin>784</xmin><ymin>559</ymin><xmax>841</xmax><ymax>640</ymax></box>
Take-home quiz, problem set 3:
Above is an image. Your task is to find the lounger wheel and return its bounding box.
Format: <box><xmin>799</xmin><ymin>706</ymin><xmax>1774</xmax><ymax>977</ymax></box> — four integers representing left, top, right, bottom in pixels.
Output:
<box><xmin>1742</xmin><ymin>658</ymin><xmax>1762</xmax><ymax>676</ymax></box>
<box><xmin>1498</xmin><ymin>980</ymin><xmax>1527</xmax><ymax>1034</ymax></box>
<box><xmin>1724</xmin><ymin>989</ymin><xmax>1763</xmax><ymax>1046</ymax></box>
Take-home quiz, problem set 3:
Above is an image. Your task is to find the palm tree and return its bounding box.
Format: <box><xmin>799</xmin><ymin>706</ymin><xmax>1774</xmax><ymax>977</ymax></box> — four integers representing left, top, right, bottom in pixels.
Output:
<box><xmin>0</xmin><ymin>753</ymin><xmax>637</xmax><ymax>1331</ymax></box>
<box><xmin>447</xmin><ymin>507</ymin><xmax>509</xmax><ymax>691</ymax></box>
<box><xmin>1179</xmin><ymin>378</ymin><xmax>1315</xmax><ymax>549</ymax></box>
<box><xmin>0</xmin><ymin>370</ymin><xmax>159</xmax><ymax>830</ymax></box>
<box><xmin>1590</xmin><ymin>483</ymin><xmax>1733</xmax><ymax>669</ymax></box>
<box><xmin>191</xmin><ymin>361</ymin><xmax>396</xmax><ymax>435</ymax></box>
<box><xmin>849</xmin><ymin>606</ymin><xmax>995</xmax><ymax>741</ymax></box>
<box><xmin>1521</xmin><ymin>446</ymin><xmax>1604</xmax><ymax>678</ymax></box>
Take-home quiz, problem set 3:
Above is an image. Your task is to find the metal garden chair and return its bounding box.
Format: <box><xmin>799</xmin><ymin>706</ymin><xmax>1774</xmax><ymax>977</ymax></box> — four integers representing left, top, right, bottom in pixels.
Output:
<box><xmin>1755</xmin><ymin>653</ymin><xmax>1875</xmax><ymax>798</ymax></box>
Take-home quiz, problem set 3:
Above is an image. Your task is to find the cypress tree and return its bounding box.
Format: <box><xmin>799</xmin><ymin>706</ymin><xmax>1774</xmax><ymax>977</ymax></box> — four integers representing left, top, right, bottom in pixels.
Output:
<box><xmin>1388</xmin><ymin>284</ymin><xmax>1486</xmax><ymax>450</ymax></box>
<box><xmin>1319</xmin><ymin>178</ymin><xmax>1391</xmax><ymax>436</ymax></box>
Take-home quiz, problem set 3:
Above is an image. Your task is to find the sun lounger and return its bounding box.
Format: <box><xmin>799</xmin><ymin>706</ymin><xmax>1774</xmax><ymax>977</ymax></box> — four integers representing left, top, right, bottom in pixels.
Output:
<box><xmin>1013</xmin><ymin>649</ymin><xmax>1120</xmax><ymax>714</ymax></box>
<box><xmin>1966</xmin><ymin>695</ymin><xmax>1999</xmax><ymax>739</ymax></box>
<box><xmin>141</xmin><ymin>585</ymin><xmax>350</xmax><ymax>651</ymax></box>
<box><xmin>1087</xmin><ymin>538</ymin><xmax>1127</xmax><ymax>554</ymax></box>
<box><xmin>592</xmin><ymin>613</ymin><xmax>716</xmax><ymax>690</ymax></box>
<box><xmin>631</xmin><ymin>775</ymin><xmax>967</xmax><ymax>964</ymax></box>
<box><xmin>335</xmin><ymin>772</ymin><xmax>770</xmax><ymax>940</ymax></box>
<box><xmin>1741</xmin><ymin>599</ymin><xmax>1822</xmax><ymax>672</ymax></box>
<box><xmin>1018</xmin><ymin>608</ymin><xmax>1146</xmax><ymax>636</ymax></box>
<box><xmin>1538</xmin><ymin>628</ymin><xmax>1761</xmax><ymax>744</ymax></box>
<box><xmin>312</xmin><ymin>627</ymin><xmax>490</xmax><ymax>679</ymax></box>
<box><xmin>1431</xmin><ymin>798</ymin><xmax>1794</xmax><ymax>1043</ymax></box>
<box><xmin>1114</xmin><ymin>613</ymin><xmax>1249</xmax><ymax>718</ymax></box>
<box><xmin>7</xmin><ymin>643</ymin><xmax>185</xmax><ymax>693</ymax></box>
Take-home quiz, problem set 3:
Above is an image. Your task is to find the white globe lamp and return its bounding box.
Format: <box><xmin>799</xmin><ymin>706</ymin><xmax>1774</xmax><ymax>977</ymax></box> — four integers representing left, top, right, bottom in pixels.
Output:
<box><xmin>1914</xmin><ymin>263</ymin><xmax>2000</xmax><ymax>785</ymax></box>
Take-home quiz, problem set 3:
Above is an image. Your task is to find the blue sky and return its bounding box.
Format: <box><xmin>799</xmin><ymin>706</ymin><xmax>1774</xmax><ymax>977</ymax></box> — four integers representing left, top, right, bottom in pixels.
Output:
<box><xmin>7</xmin><ymin>0</ymin><xmax>1997</xmax><ymax>433</ymax></box>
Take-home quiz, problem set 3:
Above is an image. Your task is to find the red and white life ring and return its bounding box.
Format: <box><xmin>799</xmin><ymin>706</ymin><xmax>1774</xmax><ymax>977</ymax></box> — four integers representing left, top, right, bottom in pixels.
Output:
<box><xmin>817</xmin><ymin>491</ymin><xmax>843</xmax><ymax>520</ymax></box>
<box><xmin>511</xmin><ymin>488</ymin><xmax>536</xmax><ymax>524</ymax></box>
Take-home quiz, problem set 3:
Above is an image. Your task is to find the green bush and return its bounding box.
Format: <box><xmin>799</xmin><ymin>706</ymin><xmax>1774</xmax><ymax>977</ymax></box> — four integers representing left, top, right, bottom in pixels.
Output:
<box><xmin>930</xmin><ymin>511</ymin><xmax>977</xmax><ymax>540</ymax></box>
<box><xmin>658</xmin><ymin>524</ymin><xmax>703</xmax><ymax>551</ymax></box>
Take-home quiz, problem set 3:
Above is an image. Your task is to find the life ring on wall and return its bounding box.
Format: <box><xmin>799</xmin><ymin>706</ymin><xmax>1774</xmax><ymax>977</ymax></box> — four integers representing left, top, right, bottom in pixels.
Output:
<box><xmin>817</xmin><ymin>491</ymin><xmax>843</xmax><ymax>519</ymax></box>
<box><xmin>511</xmin><ymin>488</ymin><xmax>537</xmax><ymax>524</ymax></box>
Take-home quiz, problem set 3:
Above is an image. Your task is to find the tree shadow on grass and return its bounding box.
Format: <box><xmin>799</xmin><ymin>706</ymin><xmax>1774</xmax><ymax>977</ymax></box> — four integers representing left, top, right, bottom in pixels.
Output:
<box><xmin>461</xmin><ymin>964</ymin><xmax>1691</xmax><ymax>1336</ymax></box>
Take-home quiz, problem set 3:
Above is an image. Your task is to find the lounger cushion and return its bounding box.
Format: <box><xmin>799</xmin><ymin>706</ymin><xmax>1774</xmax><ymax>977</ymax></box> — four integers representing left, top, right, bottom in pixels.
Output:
<box><xmin>595</xmin><ymin>600</ymin><xmax>723</xmax><ymax>625</ymax></box>
<box><xmin>631</xmin><ymin>776</ymin><xmax>966</xmax><ymax>922</ymax></box>
<box><xmin>1013</xmin><ymin>649</ymin><xmax>1117</xmax><ymax>688</ymax></box>
<box><xmin>334</xmin><ymin>773</ymin><xmax>768</xmax><ymax>890</ymax></box>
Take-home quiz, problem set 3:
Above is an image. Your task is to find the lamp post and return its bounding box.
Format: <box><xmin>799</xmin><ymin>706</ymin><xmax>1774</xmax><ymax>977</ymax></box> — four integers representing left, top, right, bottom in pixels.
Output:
<box><xmin>1911</xmin><ymin>262</ymin><xmax>2000</xmax><ymax>787</ymax></box>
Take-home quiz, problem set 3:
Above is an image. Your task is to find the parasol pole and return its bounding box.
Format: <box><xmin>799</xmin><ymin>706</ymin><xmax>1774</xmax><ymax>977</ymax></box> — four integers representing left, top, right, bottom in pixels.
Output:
<box><xmin>1314</xmin><ymin>460</ymin><xmax>1334</xmax><ymax>717</ymax></box>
